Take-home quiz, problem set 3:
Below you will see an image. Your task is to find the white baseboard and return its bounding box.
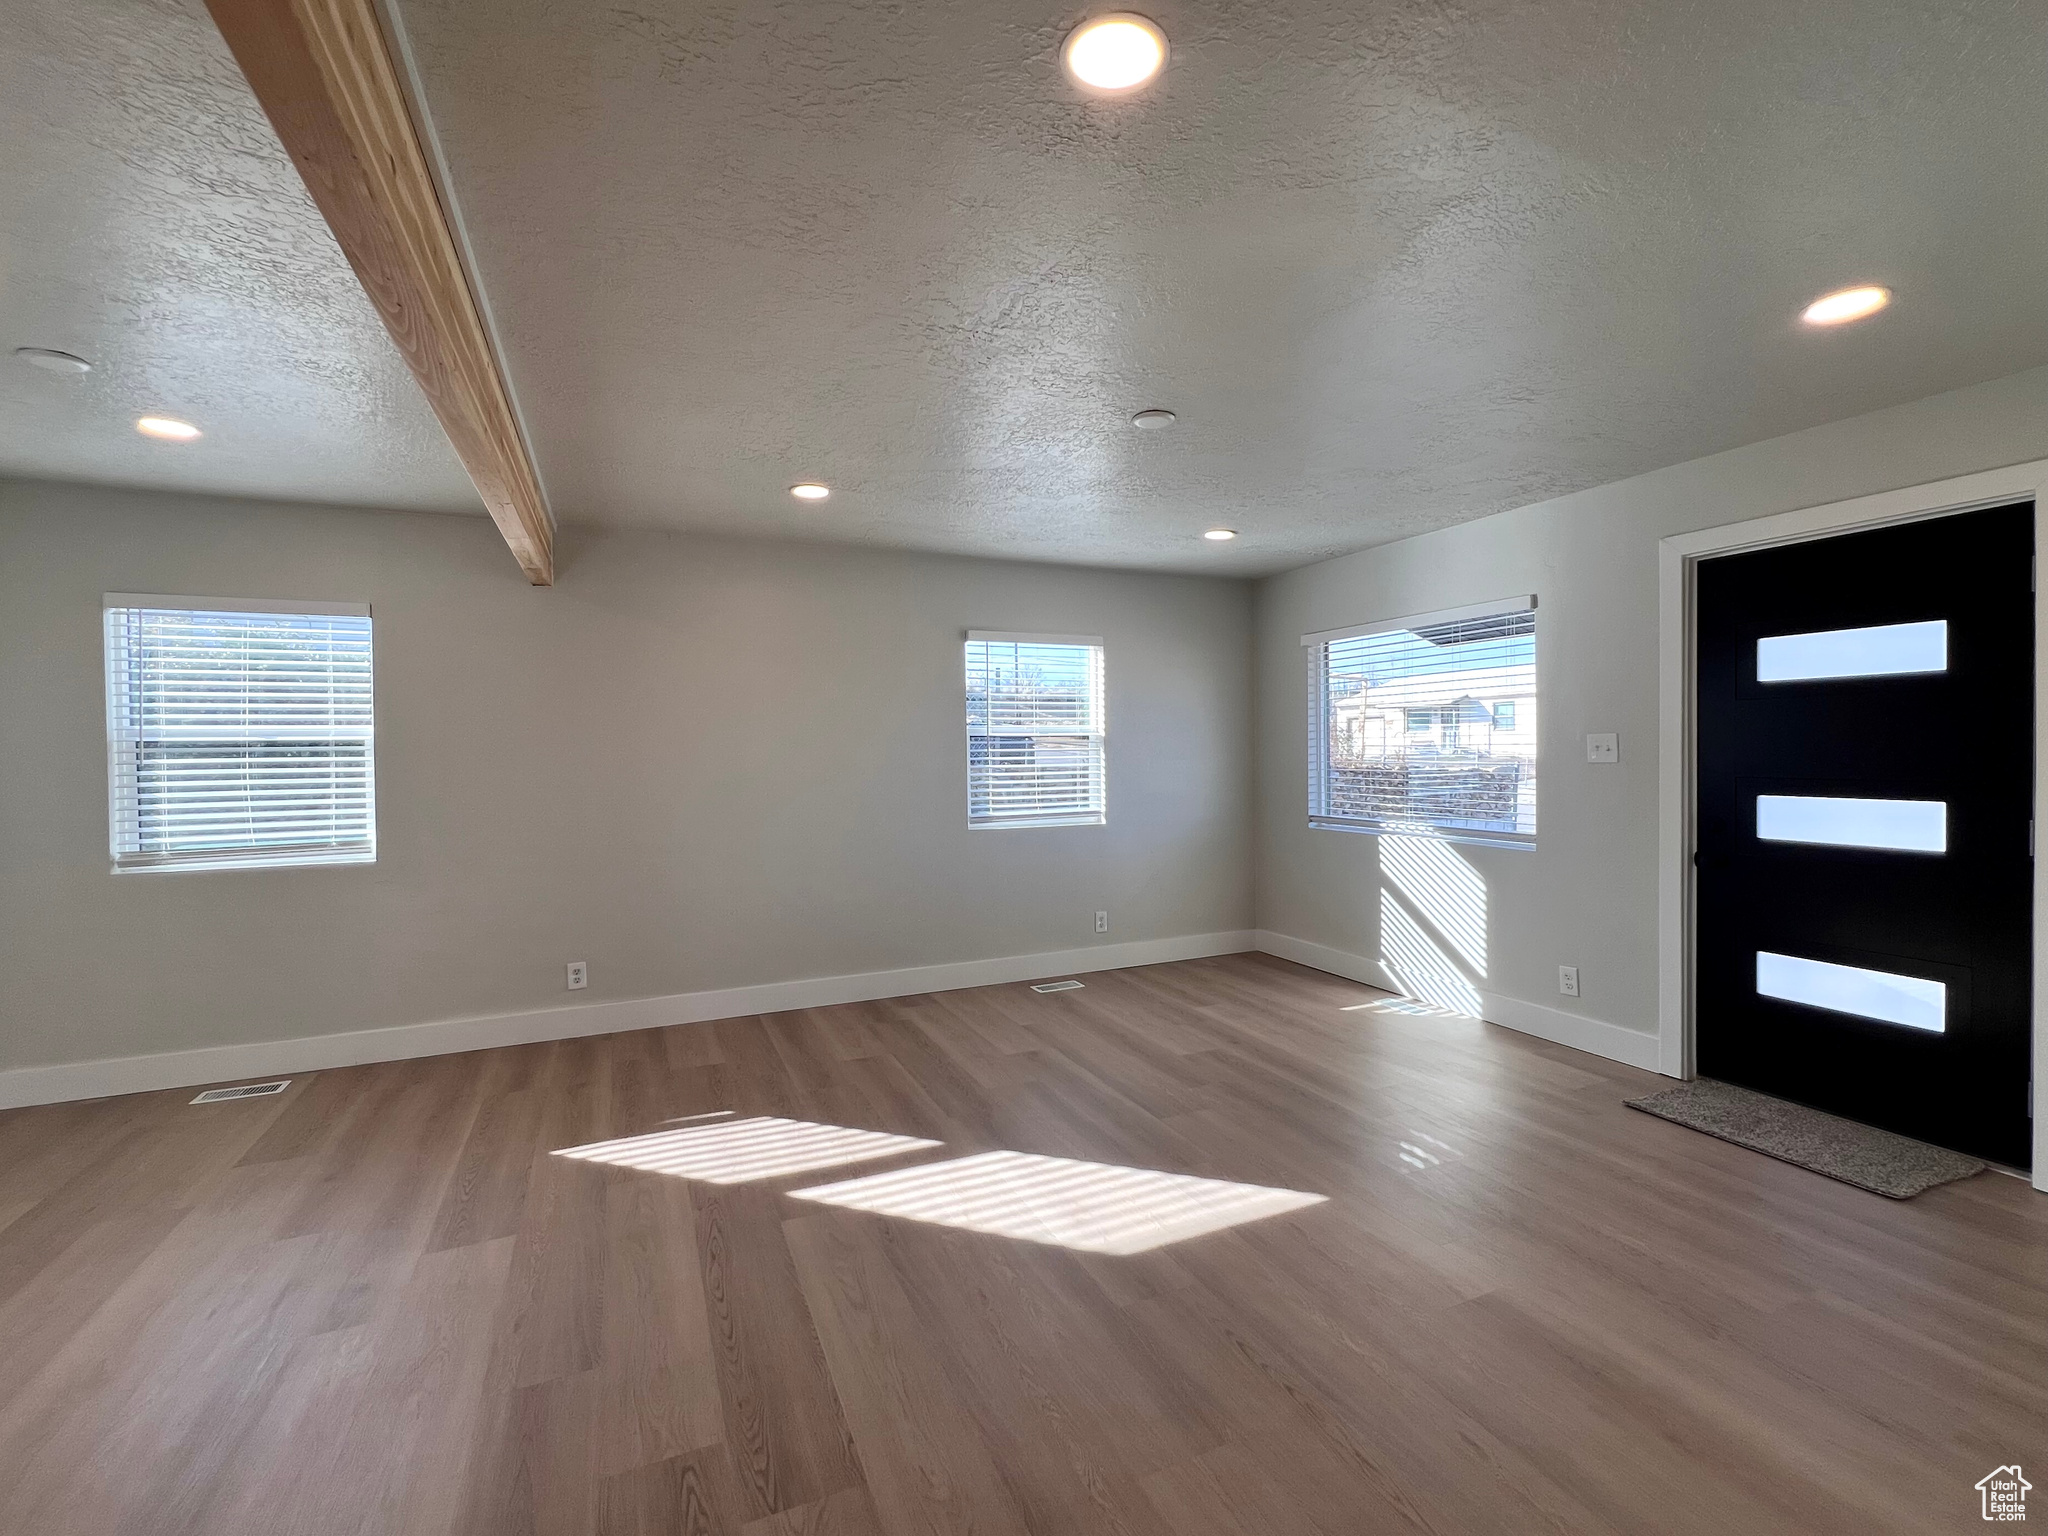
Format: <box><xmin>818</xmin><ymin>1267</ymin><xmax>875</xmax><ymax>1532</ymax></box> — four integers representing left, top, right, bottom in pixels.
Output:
<box><xmin>1254</xmin><ymin>929</ymin><xmax>1663</xmax><ymax>1073</ymax></box>
<box><xmin>0</xmin><ymin>927</ymin><xmax>1664</xmax><ymax>1109</ymax></box>
<box><xmin>1476</xmin><ymin>989</ymin><xmax>1664</xmax><ymax>1073</ymax></box>
<box><xmin>1253</xmin><ymin>929</ymin><xmax>1405</xmax><ymax>991</ymax></box>
<box><xmin>0</xmin><ymin>930</ymin><xmax>1258</xmax><ymax>1110</ymax></box>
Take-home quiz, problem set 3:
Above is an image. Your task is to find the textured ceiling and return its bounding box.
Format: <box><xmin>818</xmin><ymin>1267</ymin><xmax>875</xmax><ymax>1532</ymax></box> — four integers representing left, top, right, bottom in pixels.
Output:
<box><xmin>384</xmin><ymin>0</ymin><xmax>2048</xmax><ymax>574</ymax></box>
<box><xmin>0</xmin><ymin>0</ymin><xmax>477</xmax><ymax>514</ymax></box>
<box><xmin>7</xmin><ymin>2</ymin><xmax>2048</xmax><ymax>575</ymax></box>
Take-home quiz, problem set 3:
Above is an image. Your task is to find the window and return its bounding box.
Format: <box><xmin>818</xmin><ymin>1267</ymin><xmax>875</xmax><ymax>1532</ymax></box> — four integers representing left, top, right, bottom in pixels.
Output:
<box><xmin>1305</xmin><ymin>597</ymin><xmax>1536</xmax><ymax>848</ymax></box>
<box><xmin>1755</xmin><ymin>794</ymin><xmax>1946</xmax><ymax>853</ymax></box>
<box><xmin>1756</xmin><ymin>619</ymin><xmax>1946</xmax><ymax>682</ymax></box>
<box><xmin>965</xmin><ymin>632</ymin><xmax>1104</xmax><ymax>828</ymax></box>
<box><xmin>1756</xmin><ymin>950</ymin><xmax>1945</xmax><ymax>1033</ymax></box>
<box><xmin>104</xmin><ymin>596</ymin><xmax>375</xmax><ymax>872</ymax></box>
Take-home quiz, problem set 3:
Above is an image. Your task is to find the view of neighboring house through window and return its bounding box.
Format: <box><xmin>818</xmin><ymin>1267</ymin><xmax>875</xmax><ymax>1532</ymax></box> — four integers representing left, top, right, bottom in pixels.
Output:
<box><xmin>103</xmin><ymin>596</ymin><xmax>376</xmax><ymax>871</ymax></box>
<box><xmin>964</xmin><ymin>632</ymin><xmax>1105</xmax><ymax>828</ymax></box>
<box><xmin>1305</xmin><ymin>598</ymin><xmax>1537</xmax><ymax>847</ymax></box>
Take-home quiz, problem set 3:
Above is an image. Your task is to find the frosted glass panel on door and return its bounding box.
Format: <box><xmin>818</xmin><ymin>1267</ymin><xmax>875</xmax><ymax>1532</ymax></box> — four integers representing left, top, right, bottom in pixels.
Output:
<box><xmin>1756</xmin><ymin>620</ymin><xmax>1947</xmax><ymax>682</ymax></box>
<box><xmin>1755</xmin><ymin>951</ymin><xmax>1946</xmax><ymax>1033</ymax></box>
<box><xmin>1755</xmin><ymin>795</ymin><xmax>1948</xmax><ymax>853</ymax></box>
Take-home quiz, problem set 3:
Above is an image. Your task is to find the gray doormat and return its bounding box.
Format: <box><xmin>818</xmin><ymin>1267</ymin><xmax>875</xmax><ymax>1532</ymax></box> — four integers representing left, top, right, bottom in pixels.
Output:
<box><xmin>1625</xmin><ymin>1078</ymin><xmax>1985</xmax><ymax>1198</ymax></box>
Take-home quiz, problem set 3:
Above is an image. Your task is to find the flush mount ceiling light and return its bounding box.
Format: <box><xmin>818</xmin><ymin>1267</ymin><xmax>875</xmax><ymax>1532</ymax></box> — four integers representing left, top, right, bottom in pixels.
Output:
<box><xmin>789</xmin><ymin>482</ymin><xmax>830</xmax><ymax>501</ymax></box>
<box><xmin>1203</xmin><ymin>528</ymin><xmax>1238</xmax><ymax>541</ymax></box>
<box><xmin>1063</xmin><ymin>13</ymin><xmax>1167</xmax><ymax>92</ymax></box>
<box><xmin>14</xmin><ymin>347</ymin><xmax>92</xmax><ymax>374</ymax></box>
<box><xmin>1801</xmin><ymin>285</ymin><xmax>1892</xmax><ymax>326</ymax></box>
<box><xmin>1131</xmin><ymin>409</ymin><xmax>1176</xmax><ymax>428</ymax></box>
<box><xmin>136</xmin><ymin>416</ymin><xmax>201</xmax><ymax>441</ymax></box>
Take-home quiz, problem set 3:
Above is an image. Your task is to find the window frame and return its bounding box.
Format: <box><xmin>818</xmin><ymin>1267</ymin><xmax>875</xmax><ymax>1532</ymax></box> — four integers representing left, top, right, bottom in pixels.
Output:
<box><xmin>1304</xmin><ymin>596</ymin><xmax>1537</xmax><ymax>852</ymax></box>
<box><xmin>963</xmin><ymin>630</ymin><xmax>1106</xmax><ymax>831</ymax></box>
<box><xmin>103</xmin><ymin>593</ymin><xmax>377</xmax><ymax>874</ymax></box>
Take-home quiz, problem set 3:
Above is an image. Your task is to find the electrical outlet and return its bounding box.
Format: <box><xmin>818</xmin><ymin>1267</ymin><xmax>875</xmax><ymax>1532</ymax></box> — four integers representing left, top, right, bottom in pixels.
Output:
<box><xmin>1585</xmin><ymin>733</ymin><xmax>1619</xmax><ymax>763</ymax></box>
<box><xmin>1558</xmin><ymin>965</ymin><xmax>1580</xmax><ymax>998</ymax></box>
<box><xmin>1094</xmin><ymin>910</ymin><xmax>1109</xmax><ymax>934</ymax></box>
<box><xmin>566</xmin><ymin>961</ymin><xmax>588</xmax><ymax>991</ymax></box>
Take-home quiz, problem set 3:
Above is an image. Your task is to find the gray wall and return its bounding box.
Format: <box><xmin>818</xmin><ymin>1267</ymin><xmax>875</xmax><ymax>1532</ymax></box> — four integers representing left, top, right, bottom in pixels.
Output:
<box><xmin>11</xmin><ymin>360</ymin><xmax>2048</xmax><ymax>1079</ymax></box>
<box><xmin>1254</xmin><ymin>363</ymin><xmax>2048</xmax><ymax>1042</ymax></box>
<box><xmin>0</xmin><ymin>480</ymin><xmax>1253</xmax><ymax>1072</ymax></box>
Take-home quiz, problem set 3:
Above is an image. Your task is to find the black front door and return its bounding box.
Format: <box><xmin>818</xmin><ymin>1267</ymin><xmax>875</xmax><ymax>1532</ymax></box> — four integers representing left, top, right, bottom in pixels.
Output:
<box><xmin>1695</xmin><ymin>501</ymin><xmax>2033</xmax><ymax>1168</ymax></box>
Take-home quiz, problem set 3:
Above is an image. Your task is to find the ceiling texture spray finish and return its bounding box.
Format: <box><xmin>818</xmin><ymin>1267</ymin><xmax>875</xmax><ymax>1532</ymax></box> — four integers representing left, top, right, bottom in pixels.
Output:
<box><xmin>382</xmin><ymin>0</ymin><xmax>2048</xmax><ymax>572</ymax></box>
<box><xmin>7</xmin><ymin>1</ymin><xmax>2048</xmax><ymax>573</ymax></box>
<box><xmin>0</xmin><ymin>0</ymin><xmax>475</xmax><ymax>512</ymax></box>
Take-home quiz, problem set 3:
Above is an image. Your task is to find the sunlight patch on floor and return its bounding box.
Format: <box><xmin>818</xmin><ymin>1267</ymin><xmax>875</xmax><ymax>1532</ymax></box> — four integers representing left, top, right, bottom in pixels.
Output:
<box><xmin>553</xmin><ymin>1116</ymin><xmax>939</xmax><ymax>1184</ymax></box>
<box><xmin>1340</xmin><ymin>997</ymin><xmax>1466</xmax><ymax>1017</ymax></box>
<box><xmin>789</xmin><ymin>1150</ymin><xmax>1326</xmax><ymax>1254</ymax></box>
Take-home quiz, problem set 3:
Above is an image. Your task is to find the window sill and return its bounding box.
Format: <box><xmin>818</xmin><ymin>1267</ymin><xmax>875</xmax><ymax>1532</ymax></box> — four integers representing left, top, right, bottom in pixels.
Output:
<box><xmin>114</xmin><ymin>849</ymin><xmax>377</xmax><ymax>874</ymax></box>
<box><xmin>970</xmin><ymin>816</ymin><xmax>1106</xmax><ymax>831</ymax></box>
<box><xmin>1307</xmin><ymin>818</ymin><xmax>1535</xmax><ymax>852</ymax></box>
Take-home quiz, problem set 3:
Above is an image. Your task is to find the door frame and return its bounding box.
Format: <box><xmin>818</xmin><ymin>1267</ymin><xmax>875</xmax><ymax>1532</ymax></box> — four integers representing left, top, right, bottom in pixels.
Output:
<box><xmin>1656</xmin><ymin>458</ymin><xmax>2048</xmax><ymax>1188</ymax></box>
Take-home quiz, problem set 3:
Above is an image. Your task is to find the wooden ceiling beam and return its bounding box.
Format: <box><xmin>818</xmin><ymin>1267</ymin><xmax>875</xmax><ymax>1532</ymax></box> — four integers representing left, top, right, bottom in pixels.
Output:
<box><xmin>206</xmin><ymin>0</ymin><xmax>554</xmax><ymax>584</ymax></box>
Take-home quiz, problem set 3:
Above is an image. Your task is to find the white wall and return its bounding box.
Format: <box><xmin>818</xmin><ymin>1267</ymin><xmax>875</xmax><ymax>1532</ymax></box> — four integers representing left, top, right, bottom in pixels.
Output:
<box><xmin>1254</xmin><ymin>363</ymin><xmax>2048</xmax><ymax>1056</ymax></box>
<box><xmin>0</xmin><ymin>480</ymin><xmax>1252</xmax><ymax>1080</ymax></box>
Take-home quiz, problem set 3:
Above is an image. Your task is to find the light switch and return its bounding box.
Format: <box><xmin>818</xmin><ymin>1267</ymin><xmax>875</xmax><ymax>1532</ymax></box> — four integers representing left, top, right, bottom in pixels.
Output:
<box><xmin>1585</xmin><ymin>733</ymin><xmax>1619</xmax><ymax>763</ymax></box>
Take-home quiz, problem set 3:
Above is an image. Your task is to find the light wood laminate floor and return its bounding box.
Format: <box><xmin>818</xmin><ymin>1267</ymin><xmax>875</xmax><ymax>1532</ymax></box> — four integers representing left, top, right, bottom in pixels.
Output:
<box><xmin>0</xmin><ymin>953</ymin><xmax>2041</xmax><ymax>1534</ymax></box>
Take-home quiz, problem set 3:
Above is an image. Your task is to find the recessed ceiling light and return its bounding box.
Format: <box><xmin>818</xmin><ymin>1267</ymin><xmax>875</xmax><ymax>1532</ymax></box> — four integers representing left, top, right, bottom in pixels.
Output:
<box><xmin>14</xmin><ymin>347</ymin><xmax>92</xmax><ymax>374</ymax></box>
<box><xmin>1203</xmin><ymin>528</ymin><xmax>1238</xmax><ymax>541</ymax></box>
<box><xmin>1801</xmin><ymin>285</ymin><xmax>1891</xmax><ymax>326</ymax></box>
<box><xmin>789</xmin><ymin>482</ymin><xmax>830</xmax><ymax>501</ymax></box>
<box><xmin>136</xmin><ymin>416</ymin><xmax>201</xmax><ymax>441</ymax></box>
<box><xmin>1063</xmin><ymin>14</ymin><xmax>1168</xmax><ymax>92</ymax></box>
<box><xmin>1131</xmin><ymin>409</ymin><xmax>1177</xmax><ymax>428</ymax></box>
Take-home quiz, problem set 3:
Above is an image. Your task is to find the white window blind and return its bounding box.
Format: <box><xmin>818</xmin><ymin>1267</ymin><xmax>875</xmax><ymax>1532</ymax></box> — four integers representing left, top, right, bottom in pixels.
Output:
<box><xmin>1305</xmin><ymin>598</ymin><xmax>1537</xmax><ymax>848</ymax></box>
<box><xmin>104</xmin><ymin>597</ymin><xmax>375</xmax><ymax>872</ymax></box>
<box><xmin>965</xmin><ymin>632</ymin><xmax>1105</xmax><ymax>829</ymax></box>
